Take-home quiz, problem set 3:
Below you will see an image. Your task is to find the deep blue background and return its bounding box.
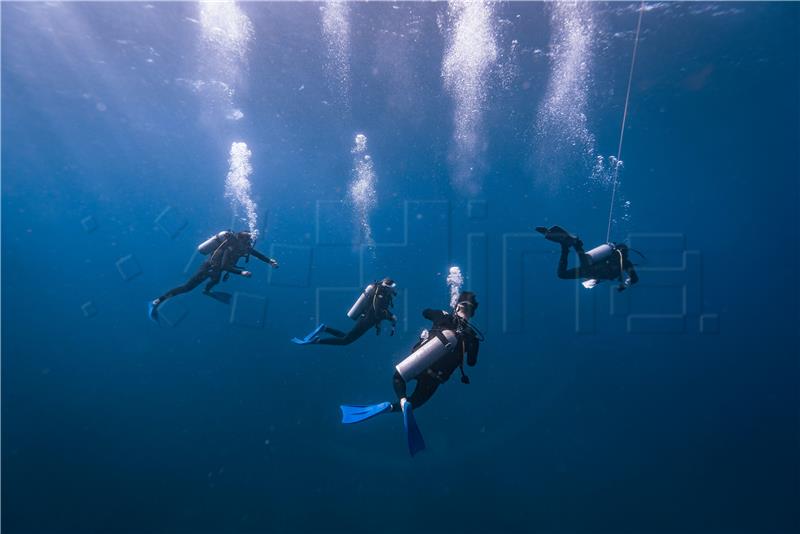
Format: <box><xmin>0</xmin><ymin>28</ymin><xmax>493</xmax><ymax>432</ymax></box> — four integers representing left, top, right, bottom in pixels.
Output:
<box><xmin>2</xmin><ymin>2</ymin><xmax>798</xmax><ymax>533</ymax></box>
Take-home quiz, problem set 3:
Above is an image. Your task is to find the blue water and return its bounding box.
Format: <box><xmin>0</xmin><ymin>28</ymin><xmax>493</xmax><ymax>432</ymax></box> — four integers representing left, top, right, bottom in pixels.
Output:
<box><xmin>2</xmin><ymin>2</ymin><xmax>798</xmax><ymax>533</ymax></box>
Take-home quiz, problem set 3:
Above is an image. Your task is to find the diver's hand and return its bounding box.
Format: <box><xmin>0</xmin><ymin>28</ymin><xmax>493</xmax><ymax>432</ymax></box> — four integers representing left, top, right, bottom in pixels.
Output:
<box><xmin>269</xmin><ymin>259</ymin><xmax>279</xmax><ymax>269</ymax></box>
<box><xmin>242</xmin><ymin>271</ymin><xmax>253</xmax><ymax>278</ymax></box>
<box><xmin>616</xmin><ymin>284</ymin><xmax>626</xmax><ymax>292</ymax></box>
<box><xmin>390</xmin><ymin>325</ymin><xmax>396</xmax><ymax>336</ymax></box>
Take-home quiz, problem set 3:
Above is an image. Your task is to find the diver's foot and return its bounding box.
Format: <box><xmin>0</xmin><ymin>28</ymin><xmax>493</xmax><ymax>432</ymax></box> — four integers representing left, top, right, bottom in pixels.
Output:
<box><xmin>401</xmin><ymin>398</ymin><xmax>426</xmax><ymax>456</ymax></box>
<box><xmin>205</xmin><ymin>291</ymin><xmax>232</xmax><ymax>305</ymax></box>
<box><xmin>539</xmin><ymin>225</ymin><xmax>578</xmax><ymax>247</ymax></box>
<box><xmin>308</xmin><ymin>323</ymin><xmax>326</xmax><ymax>339</ymax></box>
<box><xmin>147</xmin><ymin>299</ymin><xmax>160</xmax><ymax>323</ymax></box>
<box><xmin>291</xmin><ymin>336</ymin><xmax>320</xmax><ymax>345</ymax></box>
<box><xmin>340</xmin><ymin>402</ymin><xmax>393</xmax><ymax>424</ymax></box>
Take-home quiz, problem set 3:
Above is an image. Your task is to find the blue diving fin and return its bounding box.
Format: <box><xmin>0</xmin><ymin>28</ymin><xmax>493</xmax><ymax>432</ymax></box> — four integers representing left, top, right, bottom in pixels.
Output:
<box><xmin>147</xmin><ymin>301</ymin><xmax>159</xmax><ymax>323</ymax></box>
<box><xmin>402</xmin><ymin>399</ymin><xmax>426</xmax><ymax>457</ymax></box>
<box><xmin>291</xmin><ymin>323</ymin><xmax>326</xmax><ymax>345</ymax></box>
<box><xmin>340</xmin><ymin>402</ymin><xmax>392</xmax><ymax>424</ymax></box>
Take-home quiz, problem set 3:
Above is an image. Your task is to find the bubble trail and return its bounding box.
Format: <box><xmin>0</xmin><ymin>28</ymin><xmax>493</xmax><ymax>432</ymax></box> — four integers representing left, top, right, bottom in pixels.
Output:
<box><xmin>447</xmin><ymin>266</ymin><xmax>464</xmax><ymax>310</ymax></box>
<box><xmin>199</xmin><ymin>2</ymin><xmax>253</xmax><ymax>63</ymax></box>
<box><xmin>225</xmin><ymin>142</ymin><xmax>258</xmax><ymax>238</ymax></box>
<box><xmin>197</xmin><ymin>1</ymin><xmax>254</xmax><ymax>120</ymax></box>
<box><xmin>535</xmin><ymin>2</ymin><xmax>597</xmax><ymax>170</ymax></box>
<box><xmin>441</xmin><ymin>0</ymin><xmax>498</xmax><ymax>194</ymax></box>
<box><xmin>348</xmin><ymin>133</ymin><xmax>376</xmax><ymax>249</ymax></box>
<box><xmin>320</xmin><ymin>1</ymin><xmax>350</xmax><ymax>106</ymax></box>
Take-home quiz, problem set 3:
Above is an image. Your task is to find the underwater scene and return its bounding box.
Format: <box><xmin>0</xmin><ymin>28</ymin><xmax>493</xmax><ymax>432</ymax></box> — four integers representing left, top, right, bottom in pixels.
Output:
<box><xmin>2</xmin><ymin>1</ymin><xmax>798</xmax><ymax>533</ymax></box>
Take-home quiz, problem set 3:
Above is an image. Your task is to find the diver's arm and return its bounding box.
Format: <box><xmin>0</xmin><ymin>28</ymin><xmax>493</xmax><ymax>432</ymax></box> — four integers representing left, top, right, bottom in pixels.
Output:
<box><xmin>422</xmin><ymin>309</ymin><xmax>447</xmax><ymax>322</ymax></box>
<box><xmin>375</xmin><ymin>291</ymin><xmax>398</xmax><ymax>324</ymax></box>
<box><xmin>466</xmin><ymin>338</ymin><xmax>479</xmax><ymax>366</ymax></box>
<box><xmin>218</xmin><ymin>249</ymin><xmax>247</xmax><ymax>276</ymax></box>
<box><xmin>220</xmin><ymin>248</ymin><xmax>235</xmax><ymax>271</ymax></box>
<box><xmin>250</xmin><ymin>248</ymin><xmax>279</xmax><ymax>267</ymax></box>
<box><xmin>376</xmin><ymin>307</ymin><xmax>398</xmax><ymax>336</ymax></box>
<box><xmin>627</xmin><ymin>263</ymin><xmax>639</xmax><ymax>285</ymax></box>
<box><xmin>617</xmin><ymin>262</ymin><xmax>639</xmax><ymax>291</ymax></box>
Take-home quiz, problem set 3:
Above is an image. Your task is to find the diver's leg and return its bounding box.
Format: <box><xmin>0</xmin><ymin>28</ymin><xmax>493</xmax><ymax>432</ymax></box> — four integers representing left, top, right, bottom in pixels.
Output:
<box><xmin>574</xmin><ymin>239</ymin><xmax>591</xmax><ymax>269</ymax></box>
<box><xmin>391</xmin><ymin>370</ymin><xmax>408</xmax><ymax>411</ymax></box>
<box><xmin>322</xmin><ymin>326</ymin><xmax>348</xmax><ymax>338</ymax></box>
<box><xmin>407</xmin><ymin>375</ymin><xmax>440</xmax><ymax>410</ymax></box>
<box><xmin>557</xmin><ymin>245</ymin><xmax>581</xmax><ymax>279</ymax></box>
<box><xmin>203</xmin><ymin>271</ymin><xmax>221</xmax><ymax>293</ymax></box>
<box><xmin>316</xmin><ymin>317</ymin><xmax>374</xmax><ymax>345</ymax></box>
<box><xmin>157</xmin><ymin>269</ymin><xmax>207</xmax><ymax>302</ymax></box>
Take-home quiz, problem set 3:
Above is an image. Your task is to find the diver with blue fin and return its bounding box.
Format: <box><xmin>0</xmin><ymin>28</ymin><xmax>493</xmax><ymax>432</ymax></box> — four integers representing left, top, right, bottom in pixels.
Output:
<box><xmin>148</xmin><ymin>230</ymin><xmax>278</xmax><ymax>322</ymax></box>
<box><xmin>291</xmin><ymin>278</ymin><xmax>398</xmax><ymax>345</ymax></box>
<box><xmin>340</xmin><ymin>292</ymin><xmax>482</xmax><ymax>456</ymax></box>
<box><xmin>536</xmin><ymin>225</ymin><xmax>639</xmax><ymax>291</ymax></box>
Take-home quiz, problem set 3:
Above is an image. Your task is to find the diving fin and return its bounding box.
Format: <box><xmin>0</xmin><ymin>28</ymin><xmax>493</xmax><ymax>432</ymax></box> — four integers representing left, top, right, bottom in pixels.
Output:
<box><xmin>205</xmin><ymin>291</ymin><xmax>232</xmax><ymax>305</ymax></box>
<box><xmin>402</xmin><ymin>399</ymin><xmax>426</xmax><ymax>457</ymax></box>
<box><xmin>291</xmin><ymin>336</ymin><xmax>318</xmax><ymax>345</ymax></box>
<box><xmin>292</xmin><ymin>323</ymin><xmax>326</xmax><ymax>345</ymax></box>
<box><xmin>340</xmin><ymin>402</ymin><xmax>392</xmax><ymax>424</ymax></box>
<box><xmin>538</xmin><ymin>225</ymin><xmax>577</xmax><ymax>247</ymax></box>
<box><xmin>307</xmin><ymin>323</ymin><xmax>326</xmax><ymax>339</ymax></box>
<box><xmin>147</xmin><ymin>301</ymin><xmax>159</xmax><ymax>323</ymax></box>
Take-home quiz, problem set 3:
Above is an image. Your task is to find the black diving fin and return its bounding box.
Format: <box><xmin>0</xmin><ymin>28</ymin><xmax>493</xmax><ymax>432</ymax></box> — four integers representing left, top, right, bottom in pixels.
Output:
<box><xmin>536</xmin><ymin>225</ymin><xmax>578</xmax><ymax>247</ymax></box>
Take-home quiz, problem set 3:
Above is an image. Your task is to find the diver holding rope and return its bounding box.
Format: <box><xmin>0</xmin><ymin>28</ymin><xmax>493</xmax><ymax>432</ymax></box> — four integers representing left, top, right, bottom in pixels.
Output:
<box><xmin>536</xmin><ymin>225</ymin><xmax>640</xmax><ymax>291</ymax></box>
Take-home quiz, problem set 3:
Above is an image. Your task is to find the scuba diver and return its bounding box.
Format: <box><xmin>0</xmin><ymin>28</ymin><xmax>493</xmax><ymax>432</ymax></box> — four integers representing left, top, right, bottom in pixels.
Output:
<box><xmin>292</xmin><ymin>278</ymin><xmax>398</xmax><ymax>345</ymax></box>
<box><xmin>536</xmin><ymin>225</ymin><xmax>639</xmax><ymax>291</ymax></box>
<box><xmin>148</xmin><ymin>230</ymin><xmax>278</xmax><ymax>322</ymax></box>
<box><xmin>339</xmin><ymin>291</ymin><xmax>482</xmax><ymax>456</ymax></box>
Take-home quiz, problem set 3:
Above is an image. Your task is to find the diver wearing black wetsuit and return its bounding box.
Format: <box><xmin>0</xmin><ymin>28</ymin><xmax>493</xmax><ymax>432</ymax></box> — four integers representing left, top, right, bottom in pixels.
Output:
<box><xmin>317</xmin><ymin>279</ymin><xmax>398</xmax><ymax>345</ymax></box>
<box><xmin>391</xmin><ymin>292</ymin><xmax>480</xmax><ymax>411</ymax></box>
<box><xmin>537</xmin><ymin>225</ymin><xmax>639</xmax><ymax>292</ymax></box>
<box><xmin>293</xmin><ymin>278</ymin><xmax>398</xmax><ymax>345</ymax></box>
<box><xmin>558</xmin><ymin>239</ymin><xmax>639</xmax><ymax>291</ymax></box>
<box><xmin>150</xmin><ymin>231</ymin><xmax>278</xmax><ymax>313</ymax></box>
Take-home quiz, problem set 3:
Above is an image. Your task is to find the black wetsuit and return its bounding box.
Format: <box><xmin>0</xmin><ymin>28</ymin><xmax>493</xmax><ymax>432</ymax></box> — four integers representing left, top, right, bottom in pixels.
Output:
<box><xmin>157</xmin><ymin>236</ymin><xmax>275</xmax><ymax>302</ymax></box>
<box><xmin>558</xmin><ymin>242</ymin><xmax>639</xmax><ymax>291</ymax></box>
<box><xmin>317</xmin><ymin>284</ymin><xmax>398</xmax><ymax>345</ymax></box>
<box><xmin>392</xmin><ymin>309</ymin><xmax>480</xmax><ymax>411</ymax></box>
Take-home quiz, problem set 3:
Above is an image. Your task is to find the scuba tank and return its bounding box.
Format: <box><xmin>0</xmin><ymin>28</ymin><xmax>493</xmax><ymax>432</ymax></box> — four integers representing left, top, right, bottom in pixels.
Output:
<box><xmin>584</xmin><ymin>243</ymin><xmax>615</xmax><ymax>266</ymax></box>
<box><xmin>346</xmin><ymin>284</ymin><xmax>377</xmax><ymax>320</ymax></box>
<box><xmin>197</xmin><ymin>231</ymin><xmax>231</xmax><ymax>255</ymax></box>
<box><xmin>395</xmin><ymin>329</ymin><xmax>458</xmax><ymax>382</ymax></box>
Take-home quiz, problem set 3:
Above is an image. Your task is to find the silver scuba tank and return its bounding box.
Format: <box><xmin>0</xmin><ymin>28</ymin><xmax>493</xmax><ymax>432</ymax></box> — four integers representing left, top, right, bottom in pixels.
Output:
<box><xmin>584</xmin><ymin>243</ymin><xmax>615</xmax><ymax>266</ymax></box>
<box><xmin>346</xmin><ymin>284</ymin><xmax>376</xmax><ymax>320</ymax></box>
<box><xmin>395</xmin><ymin>329</ymin><xmax>458</xmax><ymax>382</ymax></box>
<box><xmin>197</xmin><ymin>231</ymin><xmax>230</xmax><ymax>255</ymax></box>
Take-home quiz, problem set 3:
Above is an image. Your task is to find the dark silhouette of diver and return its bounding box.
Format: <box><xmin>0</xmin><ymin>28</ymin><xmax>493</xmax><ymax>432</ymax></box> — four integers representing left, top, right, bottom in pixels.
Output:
<box><xmin>536</xmin><ymin>225</ymin><xmax>639</xmax><ymax>291</ymax></box>
<box><xmin>338</xmin><ymin>291</ymin><xmax>482</xmax><ymax>456</ymax></box>
<box><xmin>148</xmin><ymin>230</ymin><xmax>278</xmax><ymax>321</ymax></box>
<box><xmin>292</xmin><ymin>278</ymin><xmax>398</xmax><ymax>345</ymax></box>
